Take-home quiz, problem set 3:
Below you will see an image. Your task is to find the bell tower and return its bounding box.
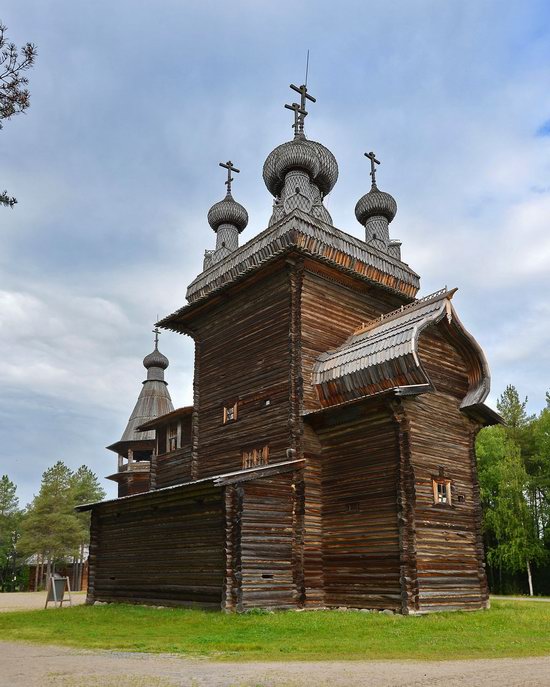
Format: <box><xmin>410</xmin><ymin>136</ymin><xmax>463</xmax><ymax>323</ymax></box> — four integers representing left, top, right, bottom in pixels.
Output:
<box><xmin>106</xmin><ymin>328</ymin><xmax>174</xmax><ymax>496</ymax></box>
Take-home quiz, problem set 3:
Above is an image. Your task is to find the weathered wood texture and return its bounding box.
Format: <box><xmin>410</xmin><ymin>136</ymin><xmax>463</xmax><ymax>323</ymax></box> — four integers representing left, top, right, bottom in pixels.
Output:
<box><xmin>116</xmin><ymin>473</ymin><xmax>150</xmax><ymax>498</ymax></box>
<box><xmin>237</xmin><ymin>473</ymin><xmax>300</xmax><ymax>610</ymax></box>
<box><xmin>90</xmin><ymin>484</ymin><xmax>225</xmax><ymax>608</ymax></box>
<box><xmin>300</xmin><ymin>266</ymin><xmax>405</xmax><ymax>412</ymax></box>
<box><xmin>192</xmin><ymin>269</ymin><xmax>292</xmax><ymax>479</ymax></box>
<box><xmin>151</xmin><ymin>415</ymin><xmax>193</xmax><ymax>489</ymax></box>
<box><xmin>302</xmin><ymin>450</ymin><xmax>325</xmax><ymax>607</ymax></box>
<box><xmin>313</xmin><ymin>400</ymin><xmax>402</xmax><ymax>610</ymax></box>
<box><xmin>153</xmin><ymin>447</ymin><xmax>192</xmax><ymax>489</ymax></box>
<box><xmin>392</xmin><ymin>400</ymin><xmax>420</xmax><ymax>614</ymax></box>
<box><xmin>403</xmin><ymin>391</ymin><xmax>488</xmax><ymax>612</ymax></box>
<box><xmin>417</xmin><ymin>325</ymin><xmax>469</xmax><ymax>399</ymax></box>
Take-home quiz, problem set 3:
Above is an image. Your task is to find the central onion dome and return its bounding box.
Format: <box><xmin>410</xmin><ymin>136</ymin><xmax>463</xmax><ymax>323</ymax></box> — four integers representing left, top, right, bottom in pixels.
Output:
<box><xmin>207</xmin><ymin>192</ymin><xmax>249</xmax><ymax>233</ymax></box>
<box><xmin>263</xmin><ymin>135</ymin><xmax>338</xmax><ymax>197</ymax></box>
<box><xmin>143</xmin><ymin>346</ymin><xmax>169</xmax><ymax>371</ymax></box>
<box><xmin>355</xmin><ymin>184</ymin><xmax>397</xmax><ymax>225</ymax></box>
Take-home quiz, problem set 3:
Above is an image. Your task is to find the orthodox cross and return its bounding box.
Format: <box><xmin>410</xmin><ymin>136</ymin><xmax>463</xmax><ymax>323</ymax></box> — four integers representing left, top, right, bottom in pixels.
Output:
<box><xmin>365</xmin><ymin>151</ymin><xmax>380</xmax><ymax>187</ymax></box>
<box><xmin>289</xmin><ymin>83</ymin><xmax>316</xmax><ymax>135</ymax></box>
<box><xmin>153</xmin><ymin>326</ymin><xmax>161</xmax><ymax>349</ymax></box>
<box><xmin>219</xmin><ymin>160</ymin><xmax>240</xmax><ymax>195</ymax></box>
<box><xmin>284</xmin><ymin>101</ymin><xmax>305</xmax><ymax>137</ymax></box>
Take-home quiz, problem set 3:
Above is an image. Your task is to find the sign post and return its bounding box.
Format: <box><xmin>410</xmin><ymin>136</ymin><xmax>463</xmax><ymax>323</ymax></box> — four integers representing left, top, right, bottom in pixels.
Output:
<box><xmin>44</xmin><ymin>574</ymin><xmax>73</xmax><ymax>609</ymax></box>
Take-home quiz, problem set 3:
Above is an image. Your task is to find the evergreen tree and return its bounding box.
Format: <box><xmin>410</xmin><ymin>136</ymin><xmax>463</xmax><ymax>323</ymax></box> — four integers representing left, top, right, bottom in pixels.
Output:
<box><xmin>69</xmin><ymin>466</ymin><xmax>105</xmax><ymax>590</ymax></box>
<box><xmin>19</xmin><ymin>462</ymin><xmax>81</xmax><ymax>582</ymax></box>
<box><xmin>497</xmin><ymin>384</ymin><xmax>532</xmax><ymax>435</ymax></box>
<box><xmin>0</xmin><ymin>475</ymin><xmax>24</xmax><ymax>591</ymax></box>
<box><xmin>531</xmin><ymin>407</ymin><xmax>550</xmax><ymax>543</ymax></box>
<box><xmin>0</xmin><ymin>21</ymin><xmax>37</xmax><ymax>207</ymax></box>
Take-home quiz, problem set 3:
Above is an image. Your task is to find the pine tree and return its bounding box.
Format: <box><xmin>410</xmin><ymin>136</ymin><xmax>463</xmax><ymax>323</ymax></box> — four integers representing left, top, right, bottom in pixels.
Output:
<box><xmin>19</xmin><ymin>462</ymin><xmax>81</xmax><ymax>585</ymax></box>
<box><xmin>497</xmin><ymin>384</ymin><xmax>531</xmax><ymax>430</ymax></box>
<box><xmin>0</xmin><ymin>475</ymin><xmax>24</xmax><ymax>591</ymax></box>
<box><xmin>0</xmin><ymin>20</ymin><xmax>37</xmax><ymax>207</ymax></box>
<box><xmin>69</xmin><ymin>466</ymin><xmax>105</xmax><ymax>590</ymax></box>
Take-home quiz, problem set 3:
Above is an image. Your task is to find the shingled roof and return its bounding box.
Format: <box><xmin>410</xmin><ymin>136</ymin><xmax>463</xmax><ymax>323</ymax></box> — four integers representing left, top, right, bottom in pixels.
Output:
<box><xmin>184</xmin><ymin>209</ymin><xmax>420</xmax><ymax>305</ymax></box>
<box><xmin>313</xmin><ymin>287</ymin><xmax>490</xmax><ymax>409</ymax></box>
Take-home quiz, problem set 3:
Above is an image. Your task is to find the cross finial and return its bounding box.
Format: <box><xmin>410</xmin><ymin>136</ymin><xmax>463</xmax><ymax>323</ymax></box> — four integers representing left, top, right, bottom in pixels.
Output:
<box><xmin>365</xmin><ymin>151</ymin><xmax>380</xmax><ymax>188</ymax></box>
<box><xmin>153</xmin><ymin>326</ymin><xmax>160</xmax><ymax>349</ymax></box>
<box><xmin>287</xmin><ymin>83</ymin><xmax>316</xmax><ymax>136</ymax></box>
<box><xmin>284</xmin><ymin>102</ymin><xmax>305</xmax><ymax>138</ymax></box>
<box><xmin>219</xmin><ymin>160</ymin><xmax>240</xmax><ymax>196</ymax></box>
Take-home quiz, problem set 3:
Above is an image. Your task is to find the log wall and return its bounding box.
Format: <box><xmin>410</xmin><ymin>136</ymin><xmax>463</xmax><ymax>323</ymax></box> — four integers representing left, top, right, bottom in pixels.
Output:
<box><xmin>116</xmin><ymin>472</ymin><xmax>150</xmax><ymax>498</ymax></box>
<box><xmin>154</xmin><ymin>447</ymin><xmax>193</xmax><ymax>489</ymax></box>
<box><xmin>417</xmin><ymin>325</ymin><xmax>469</xmax><ymax>399</ymax></box>
<box><xmin>313</xmin><ymin>400</ymin><xmax>402</xmax><ymax>610</ymax></box>
<box><xmin>152</xmin><ymin>415</ymin><xmax>193</xmax><ymax>489</ymax></box>
<box><xmin>89</xmin><ymin>483</ymin><xmax>225</xmax><ymax>608</ymax></box>
<box><xmin>239</xmin><ymin>473</ymin><xmax>299</xmax><ymax>610</ymax></box>
<box><xmin>300</xmin><ymin>266</ymin><xmax>404</xmax><ymax>412</ymax></box>
<box><xmin>403</xmin><ymin>392</ymin><xmax>488</xmax><ymax>612</ymax></box>
<box><xmin>193</xmin><ymin>270</ymin><xmax>292</xmax><ymax>479</ymax></box>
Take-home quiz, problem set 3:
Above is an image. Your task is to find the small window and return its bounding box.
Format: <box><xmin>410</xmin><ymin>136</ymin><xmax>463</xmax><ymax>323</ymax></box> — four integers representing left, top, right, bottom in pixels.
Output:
<box><xmin>242</xmin><ymin>446</ymin><xmax>269</xmax><ymax>470</ymax></box>
<box><xmin>223</xmin><ymin>402</ymin><xmax>238</xmax><ymax>424</ymax></box>
<box><xmin>167</xmin><ymin>424</ymin><xmax>177</xmax><ymax>452</ymax></box>
<box><xmin>433</xmin><ymin>479</ymin><xmax>452</xmax><ymax>506</ymax></box>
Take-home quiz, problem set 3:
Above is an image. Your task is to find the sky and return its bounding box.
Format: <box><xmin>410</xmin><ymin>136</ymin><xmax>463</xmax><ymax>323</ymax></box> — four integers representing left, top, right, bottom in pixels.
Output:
<box><xmin>1</xmin><ymin>0</ymin><xmax>550</xmax><ymax>506</ymax></box>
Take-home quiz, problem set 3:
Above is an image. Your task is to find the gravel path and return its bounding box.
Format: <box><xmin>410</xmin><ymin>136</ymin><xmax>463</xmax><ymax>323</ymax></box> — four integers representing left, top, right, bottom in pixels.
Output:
<box><xmin>0</xmin><ymin>642</ymin><xmax>549</xmax><ymax>687</ymax></box>
<box><xmin>0</xmin><ymin>592</ymin><xmax>87</xmax><ymax>612</ymax></box>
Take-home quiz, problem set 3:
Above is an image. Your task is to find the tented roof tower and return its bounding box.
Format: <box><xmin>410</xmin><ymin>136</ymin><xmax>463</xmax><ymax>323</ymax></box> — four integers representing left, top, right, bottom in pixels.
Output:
<box><xmin>106</xmin><ymin>329</ymin><xmax>174</xmax><ymax>496</ymax></box>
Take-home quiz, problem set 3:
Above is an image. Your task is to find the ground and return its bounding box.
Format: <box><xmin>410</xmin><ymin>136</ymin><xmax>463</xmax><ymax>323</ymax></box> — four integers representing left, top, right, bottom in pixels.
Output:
<box><xmin>0</xmin><ymin>591</ymin><xmax>87</xmax><ymax>612</ymax></box>
<box><xmin>0</xmin><ymin>595</ymin><xmax>549</xmax><ymax>686</ymax></box>
<box><xmin>1</xmin><ymin>642</ymin><xmax>550</xmax><ymax>687</ymax></box>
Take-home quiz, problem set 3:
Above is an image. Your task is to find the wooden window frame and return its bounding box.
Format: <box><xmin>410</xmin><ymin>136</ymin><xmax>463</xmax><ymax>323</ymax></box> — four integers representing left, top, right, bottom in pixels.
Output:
<box><xmin>223</xmin><ymin>402</ymin><xmax>238</xmax><ymax>424</ymax></box>
<box><xmin>242</xmin><ymin>445</ymin><xmax>269</xmax><ymax>470</ymax></box>
<box><xmin>432</xmin><ymin>478</ymin><xmax>452</xmax><ymax>506</ymax></box>
<box><xmin>167</xmin><ymin>423</ymin><xmax>178</xmax><ymax>453</ymax></box>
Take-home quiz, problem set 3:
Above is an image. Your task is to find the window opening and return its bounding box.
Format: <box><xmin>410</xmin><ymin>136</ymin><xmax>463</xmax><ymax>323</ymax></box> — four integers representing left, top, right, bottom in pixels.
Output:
<box><xmin>223</xmin><ymin>402</ymin><xmax>238</xmax><ymax>424</ymax></box>
<box><xmin>242</xmin><ymin>446</ymin><xmax>269</xmax><ymax>469</ymax></box>
<box><xmin>432</xmin><ymin>478</ymin><xmax>452</xmax><ymax>506</ymax></box>
<box><xmin>167</xmin><ymin>424</ymin><xmax>177</xmax><ymax>452</ymax></box>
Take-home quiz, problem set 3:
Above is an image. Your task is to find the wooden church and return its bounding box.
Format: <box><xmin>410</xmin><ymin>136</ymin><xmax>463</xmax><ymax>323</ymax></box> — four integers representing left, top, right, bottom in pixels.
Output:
<box><xmin>78</xmin><ymin>84</ymin><xmax>500</xmax><ymax>614</ymax></box>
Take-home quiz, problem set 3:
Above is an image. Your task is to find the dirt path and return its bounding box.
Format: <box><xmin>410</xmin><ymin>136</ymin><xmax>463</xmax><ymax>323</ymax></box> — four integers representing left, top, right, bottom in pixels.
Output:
<box><xmin>0</xmin><ymin>592</ymin><xmax>87</xmax><ymax>612</ymax></box>
<box><xmin>0</xmin><ymin>642</ymin><xmax>549</xmax><ymax>687</ymax></box>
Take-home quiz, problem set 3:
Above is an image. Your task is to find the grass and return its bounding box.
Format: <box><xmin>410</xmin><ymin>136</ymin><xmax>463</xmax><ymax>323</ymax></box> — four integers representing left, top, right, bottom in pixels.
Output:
<box><xmin>0</xmin><ymin>599</ymin><xmax>549</xmax><ymax>661</ymax></box>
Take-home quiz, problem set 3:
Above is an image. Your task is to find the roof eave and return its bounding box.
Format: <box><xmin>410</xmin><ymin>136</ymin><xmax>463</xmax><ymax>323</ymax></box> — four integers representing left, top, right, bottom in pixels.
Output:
<box><xmin>76</xmin><ymin>459</ymin><xmax>305</xmax><ymax>512</ymax></box>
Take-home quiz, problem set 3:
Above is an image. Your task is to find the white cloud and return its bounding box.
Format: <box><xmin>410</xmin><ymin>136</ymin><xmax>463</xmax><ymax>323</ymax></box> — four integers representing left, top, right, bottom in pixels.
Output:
<box><xmin>1</xmin><ymin>0</ymin><xmax>550</xmax><ymax>502</ymax></box>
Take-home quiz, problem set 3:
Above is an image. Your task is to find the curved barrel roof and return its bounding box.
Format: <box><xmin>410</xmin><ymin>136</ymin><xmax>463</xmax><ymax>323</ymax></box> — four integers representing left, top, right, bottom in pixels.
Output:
<box><xmin>313</xmin><ymin>287</ymin><xmax>490</xmax><ymax>409</ymax></box>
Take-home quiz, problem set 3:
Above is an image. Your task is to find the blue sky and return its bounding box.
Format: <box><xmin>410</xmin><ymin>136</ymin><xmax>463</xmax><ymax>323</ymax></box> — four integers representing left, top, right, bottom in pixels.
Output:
<box><xmin>1</xmin><ymin>0</ymin><xmax>550</xmax><ymax>505</ymax></box>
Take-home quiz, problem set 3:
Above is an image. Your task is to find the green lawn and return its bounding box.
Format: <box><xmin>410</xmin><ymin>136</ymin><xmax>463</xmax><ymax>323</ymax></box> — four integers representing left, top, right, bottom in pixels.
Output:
<box><xmin>0</xmin><ymin>600</ymin><xmax>549</xmax><ymax>661</ymax></box>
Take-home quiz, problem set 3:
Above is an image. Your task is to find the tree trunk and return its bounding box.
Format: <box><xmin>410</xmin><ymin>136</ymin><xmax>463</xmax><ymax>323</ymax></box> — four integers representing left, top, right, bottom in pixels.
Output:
<box><xmin>78</xmin><ymin>543</ymin><xmax>85</xmax><ymax>591</ymax></box>
<box><xmin>527</xmin><ymin>559</ymin><xmax>534</xmax><ymax>596</ymax></box>
<box><xmin>33</xmin><ymin>558</ymin><xmax>39</xmax><ymax>592</ymax></box>
<box><xmin>38</xmin><ymin>555</ymin><xmax>44</xmax><ymax>591</ymax></box>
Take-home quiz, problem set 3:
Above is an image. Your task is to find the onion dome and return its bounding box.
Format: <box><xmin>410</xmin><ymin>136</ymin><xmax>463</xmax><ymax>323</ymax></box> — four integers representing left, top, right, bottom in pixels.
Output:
<box><xmin>263</xmin><ymin>137</ymin><xmax>338</xmax><ymax>197</ymax></box>
<box><xmin>207</xmin><ymin>192</ymin><xmax>249</xmax><ymax>233</ymax></box>
<box><xmin>355</xmin><ymin>185</ymin><xmax>397</xmax><ymax>225</ymax></box>
<box><xmin>143</xmin><ymin>345</ymin><xmax>169</xmax><ymax>371</ymax></box>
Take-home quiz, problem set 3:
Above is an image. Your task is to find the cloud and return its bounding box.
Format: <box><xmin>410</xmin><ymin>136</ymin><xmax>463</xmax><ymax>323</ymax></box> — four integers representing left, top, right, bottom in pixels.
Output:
<box><xmin>1</xmin><ymin>0</ymin><xmax>550</xmax><ymax>503</ymax></box>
